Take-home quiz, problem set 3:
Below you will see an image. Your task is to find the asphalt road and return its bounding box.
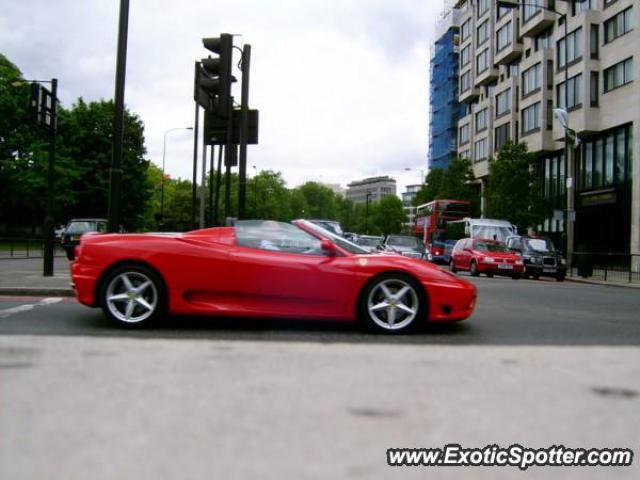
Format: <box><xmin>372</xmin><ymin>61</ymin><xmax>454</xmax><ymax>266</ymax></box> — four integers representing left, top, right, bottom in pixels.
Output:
<box><xmin>0</xmin><ymin>275</ymin><xmax>639</xmax><ymax>346</ymax></box>
<box><xmin>1</xmin><ymin>276</ymin><xmax>639</xmax><ymax>480</ymax></box>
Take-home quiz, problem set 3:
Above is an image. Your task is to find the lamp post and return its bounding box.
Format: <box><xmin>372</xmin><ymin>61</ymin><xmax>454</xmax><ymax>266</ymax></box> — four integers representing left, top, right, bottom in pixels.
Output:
<box><xmin>497</xmin><ymin>0</ymin><xmax>586</xmax><ymax>269</ymax></box>
<box><xmin>365</xmin><ymin>191</ymin><xmax>373</xmax><ymax>234</ymax></box>
<box><xmin>404</xmin><ymin>167</ymin><xmax>425</xmax><ymax>184</ymax></box>
<box><xmin>160</xmin><ymin>127</ymin><xmax>192</xmax><ymax>226</ymax></box>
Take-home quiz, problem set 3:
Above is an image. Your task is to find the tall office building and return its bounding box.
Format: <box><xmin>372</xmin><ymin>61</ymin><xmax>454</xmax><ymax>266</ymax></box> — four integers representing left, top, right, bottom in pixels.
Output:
<box><xmin>454</xmin><ymin>0</ymin><xmax>638</xmax><ymax>255</ymax></box>
<box><xmin>346</xmin><ymin>176</ymin><xmax>397</xmax><ymax>204</ymax></box>
<box><xmin>428</xmin><ymin>2</ymin><xmax>462</xmax><ymax>170</ymax></box>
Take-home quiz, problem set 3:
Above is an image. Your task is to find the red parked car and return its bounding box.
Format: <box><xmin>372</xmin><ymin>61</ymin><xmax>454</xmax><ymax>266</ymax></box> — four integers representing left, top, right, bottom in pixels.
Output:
<box><xmin>71</xmin><ymin>220</ymin><xmax>477</xmax><ymax>334</ymax></box>
<box><xmin>449</xmin><ymin>238</ymin><xmax>524</xmax><ymax>279</ymax></box>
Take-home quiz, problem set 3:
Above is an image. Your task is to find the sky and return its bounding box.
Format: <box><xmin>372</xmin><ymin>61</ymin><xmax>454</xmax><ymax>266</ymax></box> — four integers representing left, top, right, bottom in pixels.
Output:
<box><xmin>1</xmin><ymin>0</ymin><xmax>443</xmax><ymax>196</ymax></box>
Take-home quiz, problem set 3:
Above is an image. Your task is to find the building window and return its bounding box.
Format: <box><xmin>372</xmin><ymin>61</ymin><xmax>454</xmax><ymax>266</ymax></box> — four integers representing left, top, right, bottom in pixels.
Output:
<box><xmin>497</xmin><ymin>21</ymin><xmax>512</xmax><ymax>53</ymax></box>
<box><xmin>604</xmin><ymin>7</ymin><xmax>634</xmax><ymax>44</ymax></box>
<box><xmin>459</xmin><ymin>124</ymin><xmax>470</xmax><ymax>145</ymax></box>
<box><xmin>461</xmin><ymin>19</ymin><xmax>471</xmax><ymax>42</ymax></box>
<box><xmin>535</xmin><ymin>28</ymin><xmax>552</xmax><ymax>51</ymax></box>
<box><xmin>590</xmin><ymin>71</ymin><xmax>599</xmax><ymax>107</ymax></box>
<box><xmin>475</xmin><ymin>108</ymin><xmax>488</xmax><ymax>133</ymax></box>
<box><xmin>556</xmin><ymin>74</ymin><xmax>583</xmax><ymax>110</ymax></box>
<box><xmin>476</xmin><ymin>49</ymin><xmax>489</xmax><ymax>74</ymax></box>
<box><xmin>590</xmin><ymin>24</ymin><xmax>599</xmax><ymax>59</ymax></box>
<box><xmin>497</xmin><ymin>4</ymin><xmax>511</xmax><ymax>19</ymax></box>
<box><xmin>604</xmin><ymin>57</ymin><xmax>634</xmax><ymax>92</ymax></box>
<box><xmin>557</xmin><ymin>27</ymin><xmax>583</xmax><ymax>69</ymax></box>
<box><xmin>495</xmin><ymin>123</ymin><xmax>510</xmax><ymax>150</ymax></box>
<box><xmin>461</xmin><ymin>45</ymin><xmax>471</xmax><ymax>67</ymax></box>
<box><xmin>522</xmin><ymin>63</ymin><xmax>541</xmax><ymax>96</ymax></box>
<box><xmin>461</xmin><ymin>71</ymin><xmax>472</xmax><ymax>92</ymax></box>
<box><xmin>573</xmin><ymin>0</ymin><xmax>597</xmax><ymax>15</ymax></box>
<box><xmin>523</xmin><ymin>0</ymin><xmax>542</xmax><ymax>22</ymax></box>
<box><xmin>477</xmin><ymin>20</ymin><xmax>490</xmax><ymax>46</ymax></box>
<box><xmin>496</xmin><ymin>88</ymin><xmax>511</xmax><ymax>116</ymax></box>
<box><xmin>522</xmin><ymin>102</ymin><xmax>540</xmax><ymax>134</ymax></box>
<box><xmin>478</xmin><ymin>0</ymin><xmax>490</xmax><ymax>18</ymax></box>
<box><xmin>460</xmin><ymin>149</ymin><xmax>470</xmax><ymax>159</ymax></box>
<box><xmin>474</xmin><ymin>138</ymin><xmax>488</xmax><ymax>162</ymax></box>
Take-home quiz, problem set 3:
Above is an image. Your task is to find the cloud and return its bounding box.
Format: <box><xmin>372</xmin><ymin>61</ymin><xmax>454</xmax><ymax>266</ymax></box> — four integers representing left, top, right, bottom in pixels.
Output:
<box><xmin>0</xmin><ymin>0</ymin><xmax>439</xmax><ymax>194</ymax></box>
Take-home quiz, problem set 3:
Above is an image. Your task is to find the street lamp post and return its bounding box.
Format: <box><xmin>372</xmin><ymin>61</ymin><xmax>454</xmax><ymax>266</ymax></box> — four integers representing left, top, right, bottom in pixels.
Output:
<box><xmin>404</xmin><ymin>167</ymin><xmax>425</xmax><ymax>184</ymax></box>
<box><xmin>497</xmin><ymin>0</ymin><xmax>586</xmax><ymax>269</ymax></box>
<box><xmin>365</xmin><ymin>191</ymin><xmax>373</xmax><ymax>234</ymax></box>
<box><xmin>160</xmin><ymin>127</ymin><xmax>193</xmax><ymax>226</ymax></box>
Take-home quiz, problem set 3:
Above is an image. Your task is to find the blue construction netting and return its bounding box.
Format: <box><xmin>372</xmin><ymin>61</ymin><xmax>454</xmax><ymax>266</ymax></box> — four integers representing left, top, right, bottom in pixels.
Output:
<box><xmin>428</xmin><ymin>27</ymin><xmax>461</xmax><ymax>171</ymax></box>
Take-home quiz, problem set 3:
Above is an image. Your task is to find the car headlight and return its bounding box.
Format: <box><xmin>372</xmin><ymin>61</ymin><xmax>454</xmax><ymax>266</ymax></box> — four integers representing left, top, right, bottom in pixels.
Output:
<box><xmin>483</xmin><ymin>257</ymin><xmax>495</xmax><ymax>263</ymax></box>
<box><xmin>560</xmin><ymin>258</ymin><xmax>566</xmax><ymax>265</ymax></box>
<box><xmin>531</xmin><ymin>256</ymin><xmax>541</xmax><ymax>263</ymax></box>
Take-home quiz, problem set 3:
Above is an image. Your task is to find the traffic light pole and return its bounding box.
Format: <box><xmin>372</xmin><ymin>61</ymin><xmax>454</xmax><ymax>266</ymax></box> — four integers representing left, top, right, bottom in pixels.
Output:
<box><xmin>43</xmin><ymin>78</ymin><xmax>57</xmax><ymax>276</ymax></box>
<box><xmin>238</xmin><ymin>44</ymin><xmax>251</xmax><ymax>219</ymax></box>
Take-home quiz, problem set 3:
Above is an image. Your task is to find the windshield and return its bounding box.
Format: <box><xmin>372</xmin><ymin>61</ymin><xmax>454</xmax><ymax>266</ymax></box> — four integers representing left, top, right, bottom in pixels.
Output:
<box><xmin>474</xmin><ymin>241</ymin><xmax>509</xmax><ymax>253</ymax></box>
<box><xmin>387</xmin><ymin>236</ymin><xmax>421</xmax><ymax>248</ymax></box>
<box><xmin>298</xmin><ymin>220</ymin><xmax>369</xmax><ymax>255</ymax></box>
<box><xmin>471</xmin><ymin>225</ymin><xmax>514</xmax><ymax>242</ymax></box>
<box><xmin>526</xmin><ymin>238</ymin><xmax>555</xmax><ymax>252</ymax></box>
<box><xmin>358</xmin><ymin>237</ymin><xmax>383</xmax><ymax>247</ymax></box>
<box><xmin>66</xmin><ymin>221</ymin><xmax>107</xmax><ymax>234</ymax></box>
<box><xmin>309</xmin><ymin>220</ymin><xmax>343</xmax><ymax>236</ymax></box>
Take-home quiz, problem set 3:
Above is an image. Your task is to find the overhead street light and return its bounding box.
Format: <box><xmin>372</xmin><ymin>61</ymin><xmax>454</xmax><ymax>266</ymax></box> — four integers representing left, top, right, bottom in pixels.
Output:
<box><xmin>496</xmin><ymin>0</ymin><xmax>587</xmax><ymax>270</ymax></box>
<box><xmin>159</xmin><ymin>127</ymin><xmax>193</xmax><ymax>226</ymax></box>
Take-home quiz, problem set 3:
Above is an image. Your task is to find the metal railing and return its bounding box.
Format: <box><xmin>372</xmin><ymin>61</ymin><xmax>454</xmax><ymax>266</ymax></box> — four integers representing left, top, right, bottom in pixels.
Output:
<box><xmin>569</xmin><ymin>253</ymin><xmax>640</xmax><ymax>284</ymax></box>
<box><xmin>0</xmin><ymin>237</ymin><xmax>66</xmax><ymax>259</ymax></box>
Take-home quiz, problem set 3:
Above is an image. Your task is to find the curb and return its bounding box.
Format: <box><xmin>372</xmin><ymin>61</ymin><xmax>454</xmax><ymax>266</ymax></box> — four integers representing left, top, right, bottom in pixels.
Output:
<box><xmin>0</xmin><ymin>287</ymin><xmax>75</xmax><ymax>297</ymax></box>
<box><xmin>565</xmin><ymin>277</ymin><xmax>640</xmax><ymax>289</ymax></box>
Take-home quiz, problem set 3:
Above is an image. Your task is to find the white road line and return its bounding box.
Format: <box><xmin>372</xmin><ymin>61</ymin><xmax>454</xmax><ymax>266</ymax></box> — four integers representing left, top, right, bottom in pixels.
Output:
<box><xmin>0</xmin><ymin>298</ymin><xmax>63</xmax><ymax>319</ymax></box>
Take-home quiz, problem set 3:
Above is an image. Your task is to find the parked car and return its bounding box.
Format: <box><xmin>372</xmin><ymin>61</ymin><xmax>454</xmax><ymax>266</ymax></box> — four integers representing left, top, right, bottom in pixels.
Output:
<box><xmin>382</xmin><ymin>235</ymin><xmax>425</xmax><ymax>259</ymax></box>
<box><xmin>62</xmin><ymin>218</ymin><xmax>108</xmax><ymax>260</ymax></box>
<box><xmin>450</xmin><ymin>238</ymin><xmax>524</xmax><ymax>279</ymax></box>
<box><xmin>71</xmin><ymin>219</ymin><xmax>477</xmax><ymax>333</ymax></box>
<box><xmin>308</xmin><ymin>219</ymin><xmax>344</xmax><ymax>237</ymax></box>
<box><xmin>505</xmin><ymin>235</ymin><xmax>566</xmax><ymax>281</ymax></box>
<box><xmin>355</xmin><ymin>234</ymin><xmax>384</xmax><ymax>253</ymax></box>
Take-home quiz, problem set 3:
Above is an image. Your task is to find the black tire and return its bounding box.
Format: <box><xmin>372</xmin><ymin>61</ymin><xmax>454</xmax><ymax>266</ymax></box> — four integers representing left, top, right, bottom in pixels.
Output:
<box><xmin>98</xmin><ymin>263</ymin><xmax>166</xmax><ymax>327</ymax></box>
<box><xmin>449</xmin><ymin>259</ymin><xmax>457</xmax><ymax>273</ymax></box>
<box><xmin>512</xmin><ymin>273</ymin><xmax>521</xmax><ymax>280</ymax></box>
<box><xmin>486</xmin><ymin>273</ymin><xmax>494</xmax><ymax>278</ymax></box>
<box><xmin>358</xmin><ymin>273</ymin><xmax>426</xmax><ymax>334</ymax></box>
<box><xmin>532</xmin><ymin>274</ymin><xmax>540</xmax><ymax>280</ymax></box>
<box><xmin>556</xmin><ymin>273</ymin><xmax>566</xmax><ymax>282</ymax></box>
<box><xmin>470</xmin><ymin>261</ymin><xmax>479</xmax><ymax>277</ymax></box>
<box><xmin>65</xmin><ymin>247</ymin><xmax>74</xmax><ymax>260</ymax></box>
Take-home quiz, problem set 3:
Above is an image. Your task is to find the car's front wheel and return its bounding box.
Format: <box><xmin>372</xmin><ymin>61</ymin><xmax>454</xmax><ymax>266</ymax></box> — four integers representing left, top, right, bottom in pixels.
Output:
<box><xmin>449</xmin><ymin>259</ymin><xmax>457</xmax><ymax>273</ymax></box>
<box><xmin>359</xmin><ymin>274</ymin><xmax>426</xmax><ymax>334</ymax></box>
<box><xmin>470</xmin><ymin>260</ymin><xmax>479</xmax><ymax>277</ymax></box>
<box><xmin>99</xmin><ymin>264</ymin><xmax>165</xmax><ymax>327</ymax></box>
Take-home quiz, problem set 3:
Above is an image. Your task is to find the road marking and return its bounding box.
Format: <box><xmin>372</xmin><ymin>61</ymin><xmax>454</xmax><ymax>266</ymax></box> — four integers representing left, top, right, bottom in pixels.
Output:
<box><xmin>0</xmin><ymin>297</ymin><xmax>63</xmax><ymax>319</ymax></box>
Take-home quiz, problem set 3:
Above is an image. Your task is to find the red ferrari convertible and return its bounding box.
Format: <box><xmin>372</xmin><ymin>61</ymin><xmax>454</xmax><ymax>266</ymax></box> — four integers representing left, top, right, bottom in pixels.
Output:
<box><xmin>71</xmin><ymin>220</ymin><xmax>476</xmax><ymax>333</ymax></box>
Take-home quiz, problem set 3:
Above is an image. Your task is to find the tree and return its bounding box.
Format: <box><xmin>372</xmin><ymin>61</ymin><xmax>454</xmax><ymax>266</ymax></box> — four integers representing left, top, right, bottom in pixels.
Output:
<box><xmin>413</xmin><ymin>168</ymin><xmax>444</xmax><ymax>206</ymax></box>
<box><xmin>370</xmin><ymin>195</ymin><xmax>406</xmax><ymax>235</ymax></box>
<box><xmin>439</xmin><ymin>157</ymin><xmax>481</xmax><ymax>216</ymax></box>
<box><xmin>57</xmin><ymin>98</ymin><xmax>151</xmax><ymax>231</ymax></box>
<box><xmin>485</xmin><ymin>141</ymin><xmax>547</xmax><ymax>232</ymax></box>
<box><xmin>291</xmin><ymin>182</ymin><xmax>337</xmax><ymax>219</ymax></box>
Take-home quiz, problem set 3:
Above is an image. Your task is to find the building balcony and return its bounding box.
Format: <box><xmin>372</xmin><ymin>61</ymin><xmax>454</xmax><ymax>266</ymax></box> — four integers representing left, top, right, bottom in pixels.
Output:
<box><xmin>519</xmin><ymin>5</ymin><xmax>556</xmax><ymax>38</ymax></box>
<box><xmin>459</xmin><ymin>84</ymin><xmax>480</xmax><ymax>103</ymax></box>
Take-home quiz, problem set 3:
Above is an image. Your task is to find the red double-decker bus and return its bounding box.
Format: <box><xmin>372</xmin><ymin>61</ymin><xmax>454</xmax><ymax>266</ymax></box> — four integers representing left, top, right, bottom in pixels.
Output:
<box><xmin>413</xmin><ymin>199</ymin><xmax>471</xmax><ymax>264</ymax></box>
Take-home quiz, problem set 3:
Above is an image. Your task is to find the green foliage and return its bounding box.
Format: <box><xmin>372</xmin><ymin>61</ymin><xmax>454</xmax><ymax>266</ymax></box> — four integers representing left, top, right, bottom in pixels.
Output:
<box><xmin>413</xmin><ymin>158</ymin><xmax>480</xmax><ymax>215</ymax></box>
<box><xmin>369</xmin><ymin>195</ymin><xmax>406</xmax><ymax>236</ymax></box>
<box><xmin>485</xmin><ymin>141</ymin><xmax>547</xmax><ymax>232</ymax></box>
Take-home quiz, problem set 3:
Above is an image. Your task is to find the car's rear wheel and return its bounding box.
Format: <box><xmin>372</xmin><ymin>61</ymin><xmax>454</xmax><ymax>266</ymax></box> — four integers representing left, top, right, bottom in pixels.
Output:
<box><xmin>470</xmin><ymin>260</ymin><xmax>479</xmax><ymax>277</ymax></box>
<box><xmin>449</xmin><ymin>259</ymin><xmax>457</xmax><ymax>273</ymax></box>
<box><xmin>359</xmin><ymin>274</ymin><xmax>426</xmax><ymax>334</ymax></box>
<box><xmin>486</xmin><ymin>272</ymin><xmax>494</xmax><ymax>278</ymax></box>
<box><xmin>556</xmin><ymin>273</ymin><xmax>566</xmax><ymax>282</ymax></box>
<box><xmin>99</xmin><ymin>264</ymin><xmax>165</xmax><ymax>327</ymax></box>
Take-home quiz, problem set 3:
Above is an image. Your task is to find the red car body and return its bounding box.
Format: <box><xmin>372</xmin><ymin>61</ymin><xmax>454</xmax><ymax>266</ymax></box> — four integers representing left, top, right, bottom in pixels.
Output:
<box><xmin>71</xmin><ymin>220</ymin><xmax>476</xmax><ymax>329</ymax></box>
<box><xmin>450</xmin><ymin>238</ymin><xmax>524</xmax><ymax>278</ymax></box>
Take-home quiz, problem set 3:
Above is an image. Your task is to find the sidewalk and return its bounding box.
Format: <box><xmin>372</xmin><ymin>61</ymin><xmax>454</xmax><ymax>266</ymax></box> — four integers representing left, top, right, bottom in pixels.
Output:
<box><xmin>0</xmin><ymin>257</ymin><xmax>74</xmax><ymax>296</ymax></box>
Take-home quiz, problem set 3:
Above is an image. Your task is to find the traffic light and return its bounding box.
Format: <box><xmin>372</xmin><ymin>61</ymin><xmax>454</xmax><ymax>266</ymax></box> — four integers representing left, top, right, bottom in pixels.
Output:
<box><xmin>201</xmin><ymin>33</ymin><xmax>235</xmax><ymax>116</ymax></box>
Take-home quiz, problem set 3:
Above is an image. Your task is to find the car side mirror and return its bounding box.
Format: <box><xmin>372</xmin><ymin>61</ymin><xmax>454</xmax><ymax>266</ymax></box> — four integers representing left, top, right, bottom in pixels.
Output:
<box><xmin>320</xmin><ymin>239</ymin><xmax>338</xmax><ymax>256</ymax></box>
